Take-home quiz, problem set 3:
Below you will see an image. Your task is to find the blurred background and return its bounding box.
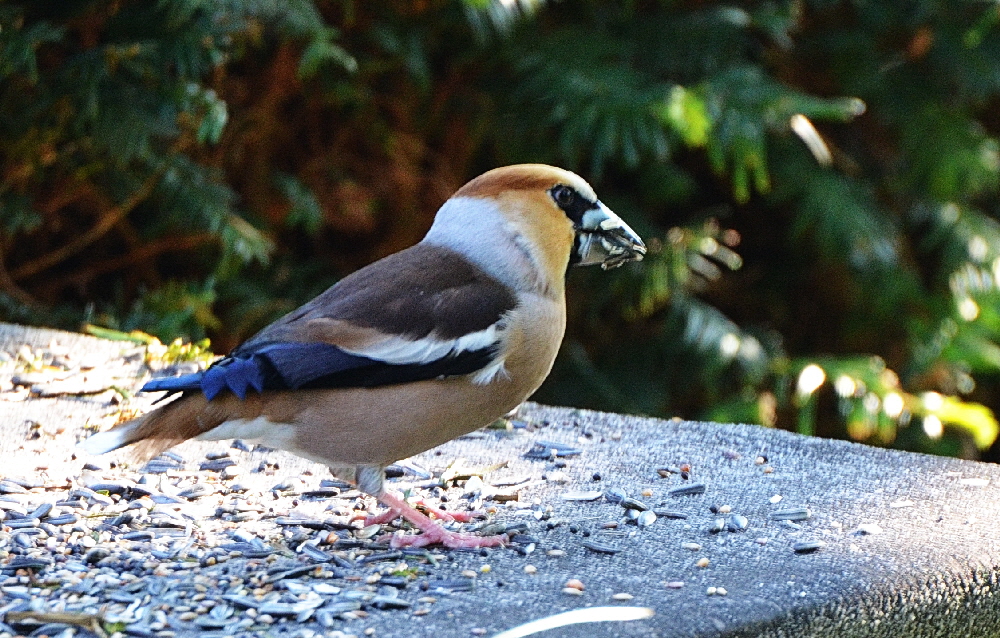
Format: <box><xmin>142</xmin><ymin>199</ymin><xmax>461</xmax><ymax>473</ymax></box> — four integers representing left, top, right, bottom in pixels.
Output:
<box><xmin>2</xmin><ymin>0</ymin><xmax>1000</xmax><ymax>460</ymax></box>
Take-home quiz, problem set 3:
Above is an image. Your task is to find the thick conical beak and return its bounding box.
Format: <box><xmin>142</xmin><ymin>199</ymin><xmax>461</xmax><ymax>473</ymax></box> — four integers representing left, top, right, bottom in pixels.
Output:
<box><xmin>573</xmin><ymin>202</ymin><xmax>646</xmax><ymax>269</ymax></box>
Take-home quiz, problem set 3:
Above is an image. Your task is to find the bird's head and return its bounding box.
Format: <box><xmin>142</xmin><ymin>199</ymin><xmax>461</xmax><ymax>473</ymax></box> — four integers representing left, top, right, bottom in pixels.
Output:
<box><xmin>440</xmin><ymin>165</ymin><xmax>646</xmax><ymax>281</ymax></box>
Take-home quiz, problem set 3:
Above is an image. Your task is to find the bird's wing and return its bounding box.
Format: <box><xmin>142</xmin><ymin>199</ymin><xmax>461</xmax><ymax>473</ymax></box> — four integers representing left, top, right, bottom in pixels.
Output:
<box><xmin>142</xmin><ymin>244</ymin><xmax>518</xmax><ymax>400</ymax></box>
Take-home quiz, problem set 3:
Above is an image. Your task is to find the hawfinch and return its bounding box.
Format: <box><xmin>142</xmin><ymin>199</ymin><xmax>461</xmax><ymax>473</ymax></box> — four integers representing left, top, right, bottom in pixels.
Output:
<box><xmin>80</xmin><ymin>164</ymin><xmax>646</xmax><ymax>548</ymax></box>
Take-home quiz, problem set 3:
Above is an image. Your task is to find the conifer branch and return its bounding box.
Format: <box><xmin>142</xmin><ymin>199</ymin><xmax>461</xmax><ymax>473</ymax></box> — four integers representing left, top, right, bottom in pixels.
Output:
<box><xmin>11</xmin><ymin>168</ymin><xmax>165</xmax><ymax>281</ymax></box>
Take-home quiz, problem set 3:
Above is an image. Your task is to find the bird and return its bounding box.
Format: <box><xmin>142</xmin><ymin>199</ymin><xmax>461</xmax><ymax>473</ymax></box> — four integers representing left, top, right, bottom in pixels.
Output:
<box><xmin>79</xmin><ymin>164</ymin><xmax>646</xmax><ymax>548</ymax></box>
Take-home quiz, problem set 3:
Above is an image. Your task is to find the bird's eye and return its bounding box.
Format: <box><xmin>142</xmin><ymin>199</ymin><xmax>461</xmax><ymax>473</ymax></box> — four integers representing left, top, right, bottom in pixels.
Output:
<box><xmin>551</xmin><ymin>185</ymin><xmax>576</xmax><ymax>207</ymax></box>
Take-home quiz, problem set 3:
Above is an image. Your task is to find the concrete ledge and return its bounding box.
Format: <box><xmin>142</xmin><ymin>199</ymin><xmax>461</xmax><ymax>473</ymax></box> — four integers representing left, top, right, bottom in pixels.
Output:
<box><xmin>2</xmin><ymin>322</ymin><xmax>1000</xmax><ymax>637</ymax></box>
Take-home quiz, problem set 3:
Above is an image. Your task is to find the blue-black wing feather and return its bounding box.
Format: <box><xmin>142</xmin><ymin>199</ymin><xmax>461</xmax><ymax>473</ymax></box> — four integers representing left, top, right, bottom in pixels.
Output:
<box><xmin>140</xmin><ymin>341</ymin><xmax>495</xmax><ymax>400</ymax></box>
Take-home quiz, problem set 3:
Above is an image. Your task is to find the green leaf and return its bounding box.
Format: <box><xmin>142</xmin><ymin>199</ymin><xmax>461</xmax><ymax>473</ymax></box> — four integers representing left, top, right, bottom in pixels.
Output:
<box><xmin>275</xmin><ymin>173</ymin><xmax>323</xmax><ymax>235</ymax></box>
<box><xmin>933</xmin><ymin>396</ymin><xmax>999</xmax><ymax>449</ymax></box>
<box><xmin>298</xmin><ymin>27</ymin><xmax>357</xmax><ymax>79</ymax></box>
<box><xmin>183</xmin><ymin>84</ymin><xmax>229</xmax><ymax>144</ymax></box>
<box><xmin>660</xmin><ymin>85</ymin><xmax>711</xmax><ymax>147</ymax></box>
<box><xmin>0</xmin><ymin>9</ymin><xmax>63</xmax><ymax>83</ymax></box>
<box><xmin>218</xmin><ymin>214</ymin><xmax>274</xmax><ymax>274</ymax></box>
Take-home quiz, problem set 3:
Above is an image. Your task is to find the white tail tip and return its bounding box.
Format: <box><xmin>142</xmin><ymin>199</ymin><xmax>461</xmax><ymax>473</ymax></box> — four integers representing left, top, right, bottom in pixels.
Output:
<box><xmin>77</xmin><ymin>426</ymin><xmax>133</xmax><ymax>456</ymax></box>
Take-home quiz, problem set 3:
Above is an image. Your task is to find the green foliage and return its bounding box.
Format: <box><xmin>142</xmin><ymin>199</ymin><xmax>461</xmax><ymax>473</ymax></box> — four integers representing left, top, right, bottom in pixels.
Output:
<box><xmin>3</xmin><ymin>0</ymin><xmax>1000</xmax><ymax>459</ymax></box>
<box><xmin>484</xmin><ymin>0</ymin><xmax>1000</xmax><ymax>456</ymax></box>
<box><xmin>275</xmin><ymin>173</ymin><xmax>325</xmax><ymax>235</ymax></box>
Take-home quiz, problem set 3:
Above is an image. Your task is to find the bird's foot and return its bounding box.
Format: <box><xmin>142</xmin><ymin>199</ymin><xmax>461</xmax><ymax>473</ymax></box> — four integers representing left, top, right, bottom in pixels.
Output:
<box><xmin>388</xmin><ymin>525</ymin><xmax>508</xmax><ymax>549</ymax></box>
<box><xmin>363</xmin><ymin>508</ymin><xmax>401</xmax><ymax>526</ymax></box>
<box><xmin>363</xmin><ymin>497</ymin><xmax>484</xmax><ymax>526</ymax></box>
<box><xmin>425</xmin><ymin>506</ymin><xmax>483</xmax><ymax>523</ymax></box>
<box><xmin>373</xmin><ymin>492</ymin><xmax>506</xmax><ymax>549</ymax></box>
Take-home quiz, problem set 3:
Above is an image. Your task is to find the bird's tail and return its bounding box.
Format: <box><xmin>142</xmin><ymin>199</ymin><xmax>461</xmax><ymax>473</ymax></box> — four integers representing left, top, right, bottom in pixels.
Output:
<box><xmin>77</xmin><ymin>418</ymin><xmax>145</xmax><ymax>456</ymax></box>
<box><xmin>78</xmin><ymin>395</ymin><xmax>225</xmax><ymax>460</ymax></box>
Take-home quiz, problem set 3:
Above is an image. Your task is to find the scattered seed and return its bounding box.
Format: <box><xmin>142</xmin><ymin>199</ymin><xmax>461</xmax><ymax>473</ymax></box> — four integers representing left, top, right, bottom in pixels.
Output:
<box><xmin>855</xmin><ymin>523</ymin><xmax>884</xmax><ymax>535</ymax></box>
<box><xmin>727</xmin><ymin>514</ymin><xmax>749</xmax><ymax>532</ymax></box>
<box><xmin>793</xmin><ymin>540</ymin><xmax>827</xmax><ymax>554</ymax></box>
<box><xmin>695</xmin><ymin>557</ymin><xmax>710</xmax><ymax>568</ymax></box>
<box><xmin>200</xmin><ymin>458</ymin><xmax>237</xmax><ymax>472</ymax></box>
<box><xmin>637</xmin><ymin>511</ymin><xmax>657</xmax><ymax>528</ymax></box>
<box><xmin>581</xmin><ymin>541</ymin><xmax>620</xmax><ymax>554</ymax></box>
<box><xmin>621</xmin><ymin>497</ymin><xmax>649</xmax><ymax>511</ymax></box>
<box><xmin>665</xmin><ymin>581</ymin><xmax>685</xmax><ymax>589</ymax></box>
<box><xmin>0</xmin><ymin>377</ymin><xmax>746</xmax><ymax>634</ymax></box>
<box><xmin>603</xmin><ymin>488</ymin><xmax>627</xmax><ymax>504</ymax></box>
<box><xmin>770</xmin><ymin>507</ymin><xmax>811</xmax><ymax>521</ymax></box>
<box><xmin>653</xmin><ymin>509</ymin><xmax>687</xmax><ymax>519</ymax></box>
<box><xmin>544</xmin><ymin>470</ymin><xmax>568</xmax><ymax>483</ymax></box>
<box><xmin>562</xmin><ymin>587</ymin><xmax>584</xmax><ymax>596</ymax></box>
<box><xmin>0</xmin><ymin>480</ymin><xmax>28</xmax><ymax>494</ymax></box>
<box><xmin>669</xmin><ymin>483</ymin><xmax>706</xmax><ymax>496</ymax></box>
<box><xmin>27</xmin><ymin>503</ymin><xmax>52</xmax><ymax>519</ymax></box>
<box><xmin>525</xmin><ymin>441</ymin><xmax>582</xmax><ymax>459</ymax></box>
<box><xmin>681</xmin><ymin>542</ymin><xmax>701</xmax><ymax>551</ymax></box>
<box><xmin>356</xmin><ymin>550</ymin><xmax>404</xmax><ymax>566</ymax></box>
<box><xmin>356</xmin><ymin>524</ymin><xmax>381</xmax><ymax>539</ymax></box>
<box><xmin>564</xmin><ymin>578</ymin><xmax>585</xmax><ymax>591</ymax></box>
<box><xmin>561</xmin><ymin>490</ymin><xmax>603</xmax><ymax>501</ymax></box>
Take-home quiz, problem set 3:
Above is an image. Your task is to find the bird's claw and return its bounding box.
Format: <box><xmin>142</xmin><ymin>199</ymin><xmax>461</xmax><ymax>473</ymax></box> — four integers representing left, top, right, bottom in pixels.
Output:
<box><xmin>388</xmin><ymin>527</ymin><xmax>508</xmax><ymax>549</ymax></box>
<box><xmin>363</xmin><ymin>499</ymin><xmax>485</xmax><ymax>526</ymax></box>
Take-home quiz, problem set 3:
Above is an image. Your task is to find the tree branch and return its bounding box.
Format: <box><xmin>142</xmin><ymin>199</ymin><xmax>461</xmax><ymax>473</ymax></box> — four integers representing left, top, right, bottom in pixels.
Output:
<box><xmin>0</xmin><ymin>244</ymin><xmax>36</xmax><ymax>306</ymax></box>
<box><xmin>11</xmin><ymin>168</ymin><xmax>164</xmax><ymax>281</ymax></box>
<box><xmin>58</xmin><ymin>233</ymin><xmax>214</xmax><ymax>289</ymax></box>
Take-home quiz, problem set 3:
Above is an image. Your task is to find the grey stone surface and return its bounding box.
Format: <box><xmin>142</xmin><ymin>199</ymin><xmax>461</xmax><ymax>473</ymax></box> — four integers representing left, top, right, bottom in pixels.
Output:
<box><xmin>2</xmin><ymin>322</ymin><xmax>1000</xmax><ymax>637</ymax></box>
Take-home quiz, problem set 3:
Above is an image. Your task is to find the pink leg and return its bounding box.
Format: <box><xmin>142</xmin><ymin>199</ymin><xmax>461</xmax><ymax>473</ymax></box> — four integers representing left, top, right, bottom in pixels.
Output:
<box><xmin>364</xmin><ymin>497</ymin><xmax>485</xmax><ymax>526</ymax></box>
<box><xmin>374</xmin><ymin>492</ymin><xmax>507</xmax><ymax>549</ymax></box>
<box><xmin>364</xmin><ymin>507</ymin><xmax>402</xmax><ymax>526</ymax></box>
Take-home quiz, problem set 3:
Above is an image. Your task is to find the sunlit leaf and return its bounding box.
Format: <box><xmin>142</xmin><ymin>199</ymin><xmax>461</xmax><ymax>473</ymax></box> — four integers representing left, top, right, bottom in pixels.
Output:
<box><xmin>932</xmin><ymin>396</ymin><xmax>999</xmax><ymax>449</ymax></box>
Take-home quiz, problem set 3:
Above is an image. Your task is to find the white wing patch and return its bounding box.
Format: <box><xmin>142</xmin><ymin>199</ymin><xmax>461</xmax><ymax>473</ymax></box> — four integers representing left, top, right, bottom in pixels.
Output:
<box><xmin>340</xmin><ymin>321</ymin><xmax>507</xmax><ymax>368</ymax></box>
